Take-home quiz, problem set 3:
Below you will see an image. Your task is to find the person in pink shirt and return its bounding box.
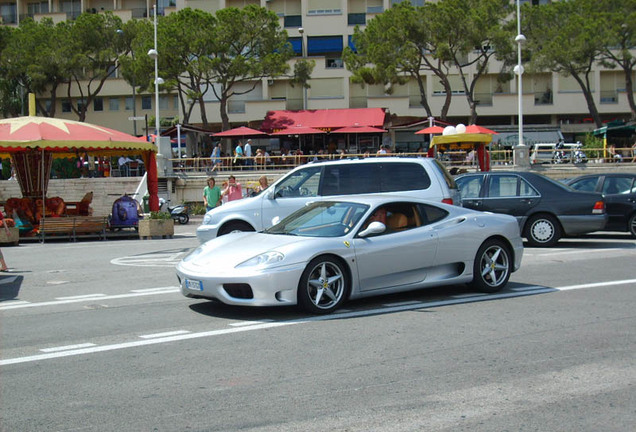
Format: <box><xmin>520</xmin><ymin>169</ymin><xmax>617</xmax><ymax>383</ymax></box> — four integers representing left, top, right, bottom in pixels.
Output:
<box><xmin>222</xmin><ymin>175</ymin><xmax>243</xmax><ymax>202</ymax></box>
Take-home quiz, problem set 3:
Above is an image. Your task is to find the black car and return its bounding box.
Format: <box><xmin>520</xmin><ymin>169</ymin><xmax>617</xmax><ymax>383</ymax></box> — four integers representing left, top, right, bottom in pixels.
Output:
<box><xmin>455</xmin><ymin>171</ymin><xmax>607</xmax><ymax>247</ymax></box>
<box><xmin>563</xmin><ymin>173</ymin><xmax>636</xmax><ymax>238</ymax></box>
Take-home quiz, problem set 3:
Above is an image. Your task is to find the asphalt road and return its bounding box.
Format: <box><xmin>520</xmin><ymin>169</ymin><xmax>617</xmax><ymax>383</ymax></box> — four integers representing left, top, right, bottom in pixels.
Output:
<box><xmin>1</xmin><ymin>224</ymin><xmax>635</xmax><ymax>432</ymax></box>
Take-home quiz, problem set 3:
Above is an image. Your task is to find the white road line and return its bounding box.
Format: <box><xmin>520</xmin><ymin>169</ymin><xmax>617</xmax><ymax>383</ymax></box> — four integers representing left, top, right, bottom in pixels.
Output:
<box><xmin>40</xmin><ymin>343</ymin><xmax>97</xmax><ymax>353</ymax></box>
<box><xmin>131</xmin><ymin>287</ymin><xmax>179</xmax><ymax>293</ymax></box>
<box><xmin>558</xmin><ymin>279</ymin><xmax>636</xmax><ymax>291</ymax></box>
<box><xmin>139</xmin><ymin>330</ymin><xmax>191</xmax><ymax>339</ymax></box>
<box><xmin>229</xmin><ymin>320</ymin><xmax>274</xmax><ymax>327</ymax></box>
<box><xmin>2</xmin><ymin>278</ymin><xmax>634</xmax><ymax>367</ymax></box>
<box><xmin>0</xmin><ymin>300</ymin><xmax>30</xmax><ymax>306</ymax></box>
<box><xmin>0</xmin><ymin>288</ymin><xmax>180</xmax><ymax>311</ymax></box>
<box><xmin>55</xmin><ymin>294</ymin><xmax>106</xmax><ymax>300</ymax></box>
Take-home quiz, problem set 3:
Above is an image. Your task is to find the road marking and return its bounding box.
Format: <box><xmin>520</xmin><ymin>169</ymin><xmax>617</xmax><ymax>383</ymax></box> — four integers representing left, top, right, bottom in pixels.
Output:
<box><xmin>229</xmin><ymin>320</ymin><xmax>274</xmax><ymax>327</ymax></box>
<box><xmin>131</xmin><ymin>287</ymin><xmax>179</xmax><ymax>293</ymax></box>
<box><xmin>40</xmin><ymin>343</ymin><xmax>97</xmax><ymax>353</ymax></box>
<box><xmin>55</xmin><ymin>294</ymin><xmax>106</xmax><ymax>300</ymax></box>
<box><xmin>0</xmin><ymin>287</ymin><xmax>180</xmax><ymax>311</ymax></box>
<box><xmin>2</xmin><ymin>278</ymin><xmax>634</xmax><ymax>367</ymax></box>
<box><xmin>139</xmin><ymin>330</ymin><xmax>191</xmax><ymax>339</ymax></box>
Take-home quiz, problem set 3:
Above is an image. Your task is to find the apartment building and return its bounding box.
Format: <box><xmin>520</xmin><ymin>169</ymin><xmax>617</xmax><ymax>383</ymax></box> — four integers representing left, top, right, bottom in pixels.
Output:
<box><xmin>2</xmin><ymin>0</ymin><xmax>633</xmax><ymax>145</ymax></box>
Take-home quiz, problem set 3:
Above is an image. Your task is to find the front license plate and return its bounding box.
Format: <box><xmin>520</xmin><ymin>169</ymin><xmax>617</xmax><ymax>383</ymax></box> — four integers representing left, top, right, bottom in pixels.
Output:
<box><xmin>185</xmin><ymin>279</ymin><xmax>203</xmax><ymax>291</ymax></box>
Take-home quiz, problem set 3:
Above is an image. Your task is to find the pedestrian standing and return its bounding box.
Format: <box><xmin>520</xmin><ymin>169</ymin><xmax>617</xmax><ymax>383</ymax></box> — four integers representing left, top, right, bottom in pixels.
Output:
<box><xmin>203</xmin><ymin>177</ymin><xmax>222</xmax><ymax>212</ymax></box>
<box><xmin>0</xmin><ymin>211</ymin><xmax>10</xmax><ymax>272</ymax></box>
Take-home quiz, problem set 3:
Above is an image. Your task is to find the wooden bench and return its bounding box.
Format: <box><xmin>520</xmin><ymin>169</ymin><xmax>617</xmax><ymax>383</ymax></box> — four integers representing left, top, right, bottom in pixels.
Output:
<box><xmin>38</xmin><ymin>216</ymin><xmax>107</xmax><ymax>242</ymax></box>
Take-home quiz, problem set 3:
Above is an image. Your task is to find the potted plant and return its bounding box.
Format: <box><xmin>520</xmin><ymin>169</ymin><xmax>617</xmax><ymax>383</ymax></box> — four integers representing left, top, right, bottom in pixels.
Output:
<box><xmin>138</xmin><ymin>211</ymin><xmax>174</xmax><ymax>240</ymax></box>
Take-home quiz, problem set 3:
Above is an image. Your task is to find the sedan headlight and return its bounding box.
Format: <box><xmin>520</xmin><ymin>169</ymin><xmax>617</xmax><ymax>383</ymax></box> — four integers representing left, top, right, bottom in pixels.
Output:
<box><xmin>236</xmin><ymin>251</ymin><xmax>284</xmax><ymax>268</ymax></box>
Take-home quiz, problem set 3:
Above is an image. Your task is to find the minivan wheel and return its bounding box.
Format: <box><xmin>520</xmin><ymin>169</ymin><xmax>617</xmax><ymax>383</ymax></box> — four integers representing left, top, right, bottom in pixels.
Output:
<box><xmin>524</xmin><ymin>214</ymin><xmax>561</xmax><ymax>247</ymax></box>
<box><xmin>218</xmin><ymin>221</ymin><xmax>255</xmax><ymax>236</ymax></box>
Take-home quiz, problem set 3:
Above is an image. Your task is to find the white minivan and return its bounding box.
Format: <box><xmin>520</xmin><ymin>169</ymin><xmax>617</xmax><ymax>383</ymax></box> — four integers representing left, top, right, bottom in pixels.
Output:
<box><xmin>196</xmin><ymin>157</ymin><xmax>460</xmax><ymax>243</ymax></box>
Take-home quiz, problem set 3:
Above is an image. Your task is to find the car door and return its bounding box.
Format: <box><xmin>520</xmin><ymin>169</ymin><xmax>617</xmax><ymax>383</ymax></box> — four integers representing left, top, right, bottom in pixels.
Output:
<box><xmin>600</xmin><ymin>176</ymin><xmax>636</xmax><ymax>230</ymax></box>
<box><xmin>457</xmin><ymin>174</ymin><xmax>486</xmax><ymax>210</ymax></box>
<box><xmin>261</xmin><ymin>166</ymin><xmax>322</xmax><ymax>228</ymax></box>
<box><xmin>353</xmin><ymin>203</ymin><xmax>439</xmax><ymax>292</ymax></box>
<box><xmin>460</xmin><ymin>174</ymin><xmax>539</xmax><ymax>219</ymax></box>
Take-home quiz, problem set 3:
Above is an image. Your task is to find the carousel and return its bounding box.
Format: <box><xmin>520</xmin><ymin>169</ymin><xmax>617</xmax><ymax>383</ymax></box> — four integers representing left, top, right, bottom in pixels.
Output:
<box><xmin>0</xmin><ymin>105</ymin><xmax>160</xmax><ymax>238</ymax></box>
<box><xmin>430</xmin><ymin>124</ymin><xmax>496</xmax><ymax>172</ymax></box>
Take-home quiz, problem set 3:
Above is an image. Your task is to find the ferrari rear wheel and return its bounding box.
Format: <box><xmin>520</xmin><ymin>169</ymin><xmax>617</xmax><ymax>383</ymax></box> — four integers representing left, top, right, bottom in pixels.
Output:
<box><xmin>469</xmin><ymin>239</ymin><xmax>512</xmax><ymax>293</ymax></box>
<box><xmin>298</xmin><ymin>256</ymin><xmax>348</xmax><ymax>314</ymax></box>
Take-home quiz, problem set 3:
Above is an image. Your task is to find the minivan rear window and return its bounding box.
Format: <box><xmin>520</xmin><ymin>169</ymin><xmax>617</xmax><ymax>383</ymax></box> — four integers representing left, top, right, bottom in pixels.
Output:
<box><xmin>380</xmin><ymin>163</ymin><xmax>431</xmax><ymax>192</ymax></box>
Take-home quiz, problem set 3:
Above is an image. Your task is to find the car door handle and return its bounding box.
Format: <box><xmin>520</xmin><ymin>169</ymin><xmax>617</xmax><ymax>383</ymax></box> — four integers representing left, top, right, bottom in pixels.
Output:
<box><xmin>520</xmin><ymin>198</ymin><xmax>534</xmax><ymax>204</ymax></box>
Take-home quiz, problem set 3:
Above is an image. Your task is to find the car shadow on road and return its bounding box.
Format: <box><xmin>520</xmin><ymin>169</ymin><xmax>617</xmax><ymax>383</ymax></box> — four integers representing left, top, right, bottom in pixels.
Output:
<box><xmin>186</xmin><ymin>283</ymin><xmax>553</xmax><ymax>321</ymax></box>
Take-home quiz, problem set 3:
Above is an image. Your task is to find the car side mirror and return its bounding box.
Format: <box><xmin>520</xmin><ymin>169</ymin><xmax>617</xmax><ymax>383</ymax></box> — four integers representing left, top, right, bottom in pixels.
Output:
<box><xmin>358</xmin><ymin>221</ymin><xmax>386</xmax><ymax>238</ymax></box>
<box><xmin>266</xmin><ymin>189</ymin><xmax>276</xmax><ymax>200</ymax></box>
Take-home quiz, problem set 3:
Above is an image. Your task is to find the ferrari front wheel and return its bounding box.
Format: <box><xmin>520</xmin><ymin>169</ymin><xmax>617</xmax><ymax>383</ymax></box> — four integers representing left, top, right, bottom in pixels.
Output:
<box><xmin>298</xmin><ymin>256</ymin><xmax>348</xmax><ymax>314</ymax></box>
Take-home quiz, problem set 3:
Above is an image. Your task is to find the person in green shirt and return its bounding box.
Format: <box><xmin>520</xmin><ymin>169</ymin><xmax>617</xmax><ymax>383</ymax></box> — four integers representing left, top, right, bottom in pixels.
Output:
<box><xmin>203</xmin><ymin>177</ymin><xmax>221</xmax><ymax>212</ymax></box>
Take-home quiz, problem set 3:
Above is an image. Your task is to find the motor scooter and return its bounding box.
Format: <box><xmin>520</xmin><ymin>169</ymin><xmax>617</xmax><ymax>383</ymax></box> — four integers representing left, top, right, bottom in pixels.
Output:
<box><xmin>159</xmin><ymin>198</ymin><xmax>189</xmax><ymax>225</ymax></box>
<box><xmin>571</xmin><ymin>142</ymin><xmax>587</xmax><ymax>164</ymax></box>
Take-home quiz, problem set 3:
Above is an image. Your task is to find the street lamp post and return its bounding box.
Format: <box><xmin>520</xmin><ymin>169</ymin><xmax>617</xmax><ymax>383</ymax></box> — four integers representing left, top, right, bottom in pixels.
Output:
<box><xmin>147</xmin><ymin>5</ymin><xmax>163</xmax><ymax>140</ymax></box>
<box><xmin>513</xmin><ymin>0</ymin><xmax>529</xmax><ymax>168</ymax></box>
<box><xmin>298</xmin><ymin>27</ymin><xmax>307</xmax><ymax>110</ymax></box>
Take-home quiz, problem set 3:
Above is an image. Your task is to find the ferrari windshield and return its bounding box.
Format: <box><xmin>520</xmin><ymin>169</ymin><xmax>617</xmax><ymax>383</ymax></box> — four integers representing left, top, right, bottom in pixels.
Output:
<box><xmin>265</xmin><ymin>201</ymin><xmax>369</xmax><ymax>237</ymax></box>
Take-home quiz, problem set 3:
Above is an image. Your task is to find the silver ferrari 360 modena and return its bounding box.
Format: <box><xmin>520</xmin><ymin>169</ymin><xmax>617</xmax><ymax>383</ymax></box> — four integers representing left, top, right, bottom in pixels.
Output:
<box><xmin>177</xmin><ymin>195</ymin><xmax>523</xmax><ymax>314</ymax></box>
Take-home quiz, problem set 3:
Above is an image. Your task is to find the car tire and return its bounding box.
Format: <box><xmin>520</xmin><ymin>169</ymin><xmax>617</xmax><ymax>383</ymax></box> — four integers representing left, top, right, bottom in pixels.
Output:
<box><xmin>628</xmin><ymin>213</ymin><xmax>636</xmax><ymax>238</ymax></box>
<box><xmin>297</xmin><ymin>256</ymin><xmax>348</xmax><ymax>314</ymax></box>
<box><xmin>177</xmin><ymin>214</ymin><xmax>189</xmax><ymax>225</ymax></box>
<box><xmin>218</xmin><ymin>221</ymin><xmax>254</xmax><ymax>236</ymax></box>
<box><xmin>524</xmin><ymin>214</ymin><xmax>561</xmax><ymax>247</ymax></box>
<box><xmin>469</xmin><ymin>239</ymin><xmax>512</xmax><ymax>293</ymax></box>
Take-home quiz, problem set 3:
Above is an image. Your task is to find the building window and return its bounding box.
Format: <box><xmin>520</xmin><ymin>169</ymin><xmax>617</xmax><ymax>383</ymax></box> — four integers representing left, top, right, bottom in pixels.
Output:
<box><xmin>284</xmin><ymin>15</ymin><xmax>301</xmax><ymax>28</ymax></box>
<box><xmin>141</xmin><ymin>96</ymin><xmax>152</xmax><ymax>110</ymax></box>
<box><xmin>109</xmin><ymin>98</ymin><xmax>120</xmax><ymax>111</ymax></box>
<box><xmin>348</xmin><ymin>13</ymin><xmax>365</xmax><ymax>26</ymax></box>
<box><xmin>159</xmin><ymin>95</ymin><xmax>170</xmax><ymax>110</ymax></box>
<box><xmin>125</xmin><ymin>96</ymin><xmax>134</xmax><ymax>111</ymax></box>
<box><xmin>93</xmin><ymin>98</ymin><xmax>103</xmax><ymax>112</ymax></box>
<box><xmin>289</xmin><ymin>37</ymin><xmax>302</xmax><ymax>56</ymax></box>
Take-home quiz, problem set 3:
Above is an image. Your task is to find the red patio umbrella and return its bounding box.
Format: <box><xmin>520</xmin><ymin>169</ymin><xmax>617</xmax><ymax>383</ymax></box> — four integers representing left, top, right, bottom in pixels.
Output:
<box><xmin>415</xmin><ymin>126</ymin><xmax>445</xmax><ymax>135</ymax></box>
<box><xmin>213</xmin><ymin>126</ymin><xmax>268</xmax><ymax>137</ymax></box>
<box><xmin>465</xmin><ymin>124</ymin><xmax>498</xmax><ymax>135</ymax></box>
<box><xmin>271</xmin><ymin>126</ymin><xmax>326</xmax><ymax>135</ymax></box>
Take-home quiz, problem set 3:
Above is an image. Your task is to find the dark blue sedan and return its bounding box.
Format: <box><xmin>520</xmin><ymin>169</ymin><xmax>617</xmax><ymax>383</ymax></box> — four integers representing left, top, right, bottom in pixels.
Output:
<box><xmin>456</xmin><ymin>171</ymin><xmax>607</xmax><ymax>247</ymax></box>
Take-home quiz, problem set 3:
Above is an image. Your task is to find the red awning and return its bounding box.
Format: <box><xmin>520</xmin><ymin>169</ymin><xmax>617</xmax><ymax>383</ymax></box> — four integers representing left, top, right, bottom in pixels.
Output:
<box><xmin>270</xmin><ymin>126</ymin><xmax>326</xmax><ymax>135</ymax></box>
<box><xmin>261</xmin><ymin>108</ymin><xmax>387</xmax><ymax>133</ymax></box>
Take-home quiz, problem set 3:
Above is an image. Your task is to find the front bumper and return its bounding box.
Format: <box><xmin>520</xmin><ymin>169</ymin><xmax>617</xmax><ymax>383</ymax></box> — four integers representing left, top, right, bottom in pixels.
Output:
<box><xmin>196</xmin><ymin>223</ymin><xmax>221</xmax><ymax>244</ymax></box>
<box><xmin>176</xmin><ymin>262</ymin><xmax>306</xmax><ymax>307</ymax></box>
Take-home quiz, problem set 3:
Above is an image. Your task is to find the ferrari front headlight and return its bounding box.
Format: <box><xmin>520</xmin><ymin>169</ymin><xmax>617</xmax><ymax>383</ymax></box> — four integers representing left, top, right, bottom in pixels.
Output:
<box><xmin>236</xmin><ymin>251</ymin><xmax>284</xmax><ymax>268</ymax></box>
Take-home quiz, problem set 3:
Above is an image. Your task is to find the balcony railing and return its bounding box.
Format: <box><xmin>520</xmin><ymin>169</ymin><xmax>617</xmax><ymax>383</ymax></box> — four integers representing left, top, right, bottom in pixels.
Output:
<box><xmin>600</xmin><ymin>91</ymin><xmax>618</xmax><ymax>104</ymax></box>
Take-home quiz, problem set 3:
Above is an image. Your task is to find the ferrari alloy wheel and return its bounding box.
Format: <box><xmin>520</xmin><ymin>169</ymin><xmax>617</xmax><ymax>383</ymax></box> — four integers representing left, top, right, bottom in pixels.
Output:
<box><xmin>298</xmin><ymin>256</ymin><xmax>348</xmax><ymax>314</ymax></box>
<box><xmin>470</xmin><ymin>239</ymin><xmax>512</xmax><ymax>293</ymax></box>
<box><xmin>525</xmin><ymin>214</ymin><xmax>561</xmax><ymax>247</ymax></box>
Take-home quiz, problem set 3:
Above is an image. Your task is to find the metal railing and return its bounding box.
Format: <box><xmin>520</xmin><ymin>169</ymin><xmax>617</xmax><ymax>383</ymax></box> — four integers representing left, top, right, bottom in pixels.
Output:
<box><xmin>167</xmin><ymin>146</ymin><xmax>636</xmax><ymax>176</ymax></box>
